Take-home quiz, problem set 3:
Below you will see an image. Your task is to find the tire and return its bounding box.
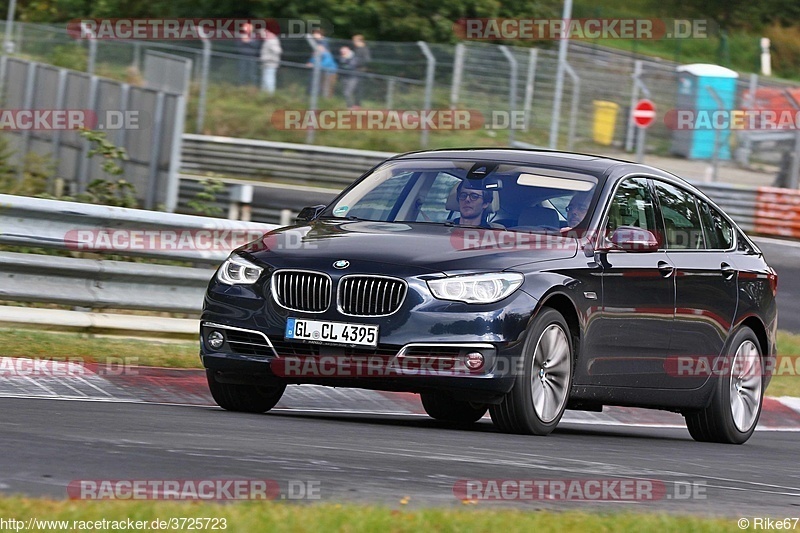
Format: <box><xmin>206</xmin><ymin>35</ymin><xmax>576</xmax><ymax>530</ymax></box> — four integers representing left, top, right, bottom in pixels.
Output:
<box><xmin>420</xmin><ymin>392</ymin><xmax>488</xmax><ymax>424</ymax></box>
<box><xmin>684</xmin><ymin>326</ymin><xmax>764</xmax><ymax>444</ymax></box>
<box><xmin>206</xmin><ymin>370</ymin><xmax>286</xmax><ymax>414</ymax></box>
<box><xmin>490</xmin><ymin>308</ymin><xmax>573</xmax><ymax>435</ymax></box>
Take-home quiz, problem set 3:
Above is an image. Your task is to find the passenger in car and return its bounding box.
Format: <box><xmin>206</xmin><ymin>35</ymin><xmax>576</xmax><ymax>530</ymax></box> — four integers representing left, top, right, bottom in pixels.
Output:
<box><xmin>561</xmin><ymin>191</ymin><xmax>592</xmax><ymax>232</ymax></box>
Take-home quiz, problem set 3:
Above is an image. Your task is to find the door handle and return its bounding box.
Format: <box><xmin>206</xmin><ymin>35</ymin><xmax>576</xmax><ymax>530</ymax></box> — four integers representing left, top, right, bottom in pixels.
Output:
<box><xmin>720</xmin><ymin>262</ymin><xmax>736</xmax><ymax>280</ymax></box>
<box><xmin>657</xmin><ymin>261</ymin><xmax>674</xmax><ymax>278</ymax></box>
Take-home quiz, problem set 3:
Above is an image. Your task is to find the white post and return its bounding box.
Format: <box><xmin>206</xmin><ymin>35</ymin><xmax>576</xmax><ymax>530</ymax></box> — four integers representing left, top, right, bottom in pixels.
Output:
<box><xmin>3</xmin><ymin>0</ymin><xmax>16</xmax><ymax>54</ymax></box>
<box><xmin>760</xmin><ymin>38</ymin><xmax>771</xmax><ymax>77</ymax></box>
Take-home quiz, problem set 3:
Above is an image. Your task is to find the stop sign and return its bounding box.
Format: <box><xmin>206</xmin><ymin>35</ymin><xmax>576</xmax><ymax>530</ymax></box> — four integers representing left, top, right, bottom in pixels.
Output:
<box><xmin>633</xmin><ymin>99</ymin><xmax>656</xmax><ymax>128</ymax></box>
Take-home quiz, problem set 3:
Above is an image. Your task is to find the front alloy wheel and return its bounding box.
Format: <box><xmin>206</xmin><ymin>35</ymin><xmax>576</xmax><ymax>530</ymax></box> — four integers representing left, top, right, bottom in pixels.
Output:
<box><xmin>490</xmin><ymin>307</ymin><xmax>573</xmax><ymax>435</ymax></box>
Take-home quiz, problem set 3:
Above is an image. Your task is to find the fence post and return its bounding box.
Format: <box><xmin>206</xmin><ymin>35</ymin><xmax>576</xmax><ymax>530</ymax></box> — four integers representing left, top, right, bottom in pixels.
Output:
<box><xmin>625</xmin><ymin>60</ymin><xmax>642</xmax><ymax>152</ymax></box>
<box><xmin>564</xmin><ymin>63</ymin><xmax>580</xmax><ymax>151</ymax></box>
<box><xmin>417</xmin><ymin>41</ymin><xmax>436</xmax><ymax>149</ymax></box>
<box><xmin>548</xmin><ymin>0</ymin><xmax>573</xmax><ymax>149</ymax></box>
<box><xmin>0</xmin><ymin>54</ymin><xmax>7</xmax><ymax>104</ymax></box>
<box><xmin>736</xmin><ymin>73</ymin><xmax>758</xmax><ymax>165</ymax></box>
<box><xmin>3</xmin><ymin>0</ymin><xmax>17</xmax><ymax>54</ymax></box>
<box><xmin>305</xmin><ymin>35</ymin><xmax>321</xmax><ymax>145</ymax></box>
<box><xmin>87</xmin><ymin>31</ymin><xmax>97</xmax><ymax>76</ymax></box>
<box><xmin>784</xmin><ymin>89</ymin><xmax>800</xmax><ymax>189</ymax></box>
<box><xmin>14</xmin><ymin>16</ymin><xmax>22</xmax><ymax>54</ymax></box>
<box><xmin>706</xmin><ymin>86</ymin><xmax>724</xmax><ymax>182</ymax></box>
<box><xmin>499</xmin><ymin>45</ymin><xmax>518</xmax><ymax>146</ymax></box>
<box><xmin>196</xmin><ymin>37</ymin><xmax>211</xmax><ymax>133</ymax></box>
<box><xmin>523</xmin><ymin>48</ymin><xmax>538</xmax><ymax>131</ymax></box>
<box><xmin>386</xmin><ymin>78</ymin><xmax>395</xmax><ymax>109</ymax></box>
<box><xmin>132</xmin><ymin>41</ymin><xmax>142</xmax><ymax>71</ymax></box>
<box><xmin>450</xmin><ymin>43</ymin><xmax>464</xmax><ymax>109</ymax></box>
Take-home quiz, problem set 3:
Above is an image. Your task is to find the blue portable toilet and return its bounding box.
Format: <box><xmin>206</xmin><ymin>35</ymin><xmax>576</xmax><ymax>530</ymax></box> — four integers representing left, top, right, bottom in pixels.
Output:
<box><xmin>671</xmin><ymin>64</ymin><xmax>739</xmax><ymax>160</ymax></box>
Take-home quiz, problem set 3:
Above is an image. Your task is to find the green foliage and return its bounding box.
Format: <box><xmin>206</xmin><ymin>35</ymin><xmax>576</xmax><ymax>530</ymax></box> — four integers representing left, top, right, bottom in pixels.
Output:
<box><xmin>187</xmin><ymin>178</ymin><xmax>225</xmax><ymax>217</ymax></box>
<box><xmin>48</xmin><ymin>43</ymin><xmax>88</xmax><ymax>71</ymax></box>
<box><xmin>79</xmin><ymin>128</ymin><xmax>128</xmax><ymax>177</ymax></box>
<box><xmin>0</xmin><ymin>134</ymin><xmax>54</xmax><ymax>196</ymax></box>
<box><xmin>76</xmin><ymin>178</ymin><xmax>138</xmax><ymax>208</ymax></box>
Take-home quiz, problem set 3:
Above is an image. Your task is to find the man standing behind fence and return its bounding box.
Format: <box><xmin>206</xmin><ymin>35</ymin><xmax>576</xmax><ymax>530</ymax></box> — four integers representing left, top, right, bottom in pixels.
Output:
<box><xmin>307</xmin><ymin>44</ymin><xmax>338</xmax><ymax>98</ymax></box>
<box><xmin>350</xmin><ymin>35</ymin><xmax>371</xmax><ymax>108</ymax></box>
<box><xmin>340</xmin><ymin>46</ymin><xmax>358</xmax><ymax>109</ymax></box>
<box><xmin>236</xmin><ymin>22</ymin><xmax>261</xmax><ymax>86</ymax></box>
<box><xmin>260</xmin><ymin>30</ymin><xmax>282</xmax><ymax>95</ymax></box>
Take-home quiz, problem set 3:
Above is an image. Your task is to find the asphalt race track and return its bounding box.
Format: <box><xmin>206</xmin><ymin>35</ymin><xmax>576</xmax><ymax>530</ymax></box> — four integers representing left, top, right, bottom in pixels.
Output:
<box><xmin>0</xmin><ymin>396</ymin><xmax>799</xmax><ymax>517</ymax></box>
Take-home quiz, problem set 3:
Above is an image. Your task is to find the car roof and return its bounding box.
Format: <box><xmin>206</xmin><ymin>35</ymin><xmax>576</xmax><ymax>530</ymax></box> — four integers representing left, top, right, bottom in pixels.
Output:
<box><xmin>389</xmin><ymin>147</ymin><xmax>696</xmax><ymax>191</ymax></box>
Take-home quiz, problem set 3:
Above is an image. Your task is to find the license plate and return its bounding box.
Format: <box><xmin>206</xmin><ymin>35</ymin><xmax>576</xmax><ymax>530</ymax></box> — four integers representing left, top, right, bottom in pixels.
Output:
<box><xmin>285</xmin><ymin>318</ymin><xmax>379</xmax><ymax>347</ymax></box>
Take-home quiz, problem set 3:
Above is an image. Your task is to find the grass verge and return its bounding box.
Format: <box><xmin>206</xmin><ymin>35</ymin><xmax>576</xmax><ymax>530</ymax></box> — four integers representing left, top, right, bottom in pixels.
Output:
<box><xmin>0</xmin><ymin>498</ymin><xmax>745</xmax><ymax>532</ymax></box>
<box><xmin>0</xmin><ymin>328</ymin><xmax>201</xmax><ymax>369</ymax></box>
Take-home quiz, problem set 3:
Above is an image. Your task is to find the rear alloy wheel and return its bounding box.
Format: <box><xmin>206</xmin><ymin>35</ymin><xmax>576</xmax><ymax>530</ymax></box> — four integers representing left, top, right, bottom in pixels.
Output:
<box><xmin>420</xmin><ymin>392</ymin><xmax>488</xmax><ymax>424</ymax></box>
<box><xmin>490</xmin><ymin>308</ymin><xmax>573</xmax><ymax>435</ymax></box>
<box><xmin>206</xmin><ymin>370</ymin><xmax>286</xmax><ymax>413</ymax></box>
<box><xmin>685</xmin><ymin>327</ymin><xmax>764</xmax><ymax>444</ymax></box>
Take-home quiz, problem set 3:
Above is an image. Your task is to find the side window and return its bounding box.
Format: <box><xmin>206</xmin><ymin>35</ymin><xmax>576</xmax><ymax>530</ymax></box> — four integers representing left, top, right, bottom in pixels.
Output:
<box><xmin>604</xmin><ymin>177</ymin><xmax>658</xmax><ymax>240</ymax></box>
<box><xmin>653</xmin><ymin>181</ymin><xmax>705</xmax><ymax>250</ymax></box>
<box><xmin>414</xmin><ymin>172</ymin><xmax>462</xmax><ymax>222</ymax></box>
<box><xmin>698</xmin><ymin>200</ymin><xmax>734</xmax><ymax>249</ymax></box>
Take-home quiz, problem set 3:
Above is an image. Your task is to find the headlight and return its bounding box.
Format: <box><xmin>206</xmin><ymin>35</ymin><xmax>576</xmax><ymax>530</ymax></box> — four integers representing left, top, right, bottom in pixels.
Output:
<box><xmin>216</xmin><ymin>254</ymin><xmax>264</xmax><ymax>285</ymax></box>
<box><xmin>427</xmin><ymin>272</ymin><xmax>524</xmax><ymax>304</ymax></box>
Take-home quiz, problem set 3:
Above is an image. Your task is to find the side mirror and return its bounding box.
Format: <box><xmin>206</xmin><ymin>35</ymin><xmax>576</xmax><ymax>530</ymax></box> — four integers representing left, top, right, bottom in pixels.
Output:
<box><xmin>295</xmin><ymin>205</ymin><xmax>326</xmax><ymax>225</ymax></box>
<box><xmin>609</xmin><ymin>226</ymin><xmax>660</xmax><ymax>253</ymax></box>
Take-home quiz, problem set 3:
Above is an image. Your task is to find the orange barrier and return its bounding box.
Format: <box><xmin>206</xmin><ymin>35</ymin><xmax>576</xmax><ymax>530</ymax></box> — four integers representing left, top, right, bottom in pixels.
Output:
<box><xmin>755</xmin><ymin>186</ymin><xmax>800</xmax><ymax>239</ymax></box>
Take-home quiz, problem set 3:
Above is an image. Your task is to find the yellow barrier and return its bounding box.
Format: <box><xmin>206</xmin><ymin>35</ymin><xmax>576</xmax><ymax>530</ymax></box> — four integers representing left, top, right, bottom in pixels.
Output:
<box><xmin>592</xmin><ymin>101</ymin><xmax>619</xmax><ymax>146</ymax></box>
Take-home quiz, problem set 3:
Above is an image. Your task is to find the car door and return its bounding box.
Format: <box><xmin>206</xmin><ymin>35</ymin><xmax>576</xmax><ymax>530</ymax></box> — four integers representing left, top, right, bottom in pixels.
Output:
<box><xmin>578</xmin><ymin>176</ymin><xmax>676</xmax><ymax>388</ymax></box>
<box><xmin>653</xmin><ymin>180</ymin><xmax>739</xmax><ymax>389</ymax></box>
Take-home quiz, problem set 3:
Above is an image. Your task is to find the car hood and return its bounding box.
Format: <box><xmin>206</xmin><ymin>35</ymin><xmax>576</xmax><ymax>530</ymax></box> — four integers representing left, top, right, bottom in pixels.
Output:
<box><xmin>241</xmin><ymin>220</ymin><xmax>578</xmax><ymax>273</ymax></box>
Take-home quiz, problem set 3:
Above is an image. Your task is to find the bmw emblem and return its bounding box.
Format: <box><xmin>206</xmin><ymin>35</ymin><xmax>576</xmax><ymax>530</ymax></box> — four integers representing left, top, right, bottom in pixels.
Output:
<box><xmin>333</xmin><ymin>260</ymin><xmax>350</xmax><ymax>269</ymax></box>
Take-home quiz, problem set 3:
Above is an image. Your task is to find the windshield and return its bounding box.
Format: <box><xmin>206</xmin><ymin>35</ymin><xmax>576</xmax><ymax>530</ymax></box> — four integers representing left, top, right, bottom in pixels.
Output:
<box><xmin>323</xmin><ymin>159</ymin><xmax>600</xmax><ymax>232</ymax></box>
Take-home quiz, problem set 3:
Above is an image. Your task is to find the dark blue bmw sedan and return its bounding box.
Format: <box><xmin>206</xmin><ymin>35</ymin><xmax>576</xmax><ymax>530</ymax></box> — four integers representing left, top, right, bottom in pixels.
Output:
<box><xmin>200</xmin><ymin>149</ymin><xmax>778</xmax><ymax>444</ymax></box>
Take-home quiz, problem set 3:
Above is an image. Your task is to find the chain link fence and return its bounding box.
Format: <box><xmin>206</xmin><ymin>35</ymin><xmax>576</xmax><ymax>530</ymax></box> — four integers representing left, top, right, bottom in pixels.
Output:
<box><xmin>3</xmin><ymin>22</ymin><xmax>800</xmax><ymax>178</ymax></box>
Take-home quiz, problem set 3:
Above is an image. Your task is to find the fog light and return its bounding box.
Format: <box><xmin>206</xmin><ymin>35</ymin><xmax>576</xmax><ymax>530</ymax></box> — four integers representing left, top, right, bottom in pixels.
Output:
<box><xmin>464</xmin><ymin>352</ymin><xmax>484</xmax><ymax>371</ymax></box>
<box><xmin>208</xmin><ymin>330</ymin><xmax>225</xmax><ymax>350</ymax></box>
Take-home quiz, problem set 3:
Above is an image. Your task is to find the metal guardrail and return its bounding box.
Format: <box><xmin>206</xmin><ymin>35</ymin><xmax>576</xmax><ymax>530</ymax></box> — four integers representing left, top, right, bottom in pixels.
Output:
<box><xmin>179</xmin><ymin>134</ymin><xmax>799</xmax><ymax>238</ymax></box>
<box><xmin>0</xmin><ymin>194</ymin><xmax>276</xmax><ymax>264</ymax></box>
<box><xmin>693</xmin><ymin>182</ymin><xmax>759</xmax><ymax>233</ymax></box>
<box><xmin>181</xmin><ymin>134</ymin><xmax>391</xmax><ymax>189</ymax></box>
<box><xmin>0</xmin><ymin>194</ymin><xmax>278</xmax><ymax>314</ymax></box>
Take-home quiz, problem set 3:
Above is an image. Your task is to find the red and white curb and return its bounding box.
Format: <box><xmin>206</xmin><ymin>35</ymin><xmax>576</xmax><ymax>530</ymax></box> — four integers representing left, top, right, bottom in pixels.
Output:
<box><xmin>2</xmin><ymin>357</ymin><xmax>800</xmax><ymax>430</ymax></box>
